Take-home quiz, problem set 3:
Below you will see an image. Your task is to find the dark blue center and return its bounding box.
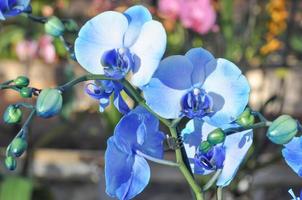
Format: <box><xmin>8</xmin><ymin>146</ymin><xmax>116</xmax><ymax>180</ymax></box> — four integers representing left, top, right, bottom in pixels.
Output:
<box><xmin>194</xmin><ymin>146</ymin><xmax>225</xmax><ymax>171</ymax></box>
<box><xmin>181</xmin><ymin>88</ymin><xmax>213</xmax><ymax>119</ymax></box>
<box><xmin>101</xmin><ymin>48</ymin><xmax>136</xmax><ymax>79</ymax></box>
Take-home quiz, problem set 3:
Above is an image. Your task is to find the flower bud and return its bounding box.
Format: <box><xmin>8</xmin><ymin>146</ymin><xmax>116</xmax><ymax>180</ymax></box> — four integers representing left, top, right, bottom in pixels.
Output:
<box><xmin>3</xmin><ymin>105</ymin><xmax>22</xmax><ymax>124</ymax></box>
<box><xmin>64</xmin><ymin>19</ymin><xmax>79</xmax><ymax>32</ymax></box>
<box><xmin>5</xmin><ymin>156</ymin><xmax>17</xmax><ymax>171</ymax></box>
<box><xmin>20</xmin><ymin>87</ymin><xmax>33</xmax><ymax>98</ymax></box>
<box><xmin>207</xmin><ymin>128</ymin><xmax>225</xmax><ymax>145</ymax></box>
<box><xmin>236</xmin><ymin>108</ymin><xmax>255</xmax><ymax>127</ymax></box>
<box><xmin>14</xmin><ymin>76</ymin><xmax>30</xmax><ymax>88</ymax></box>
<box><xmin>199</xmin><ymin>141</ymin><xmax>212</xmax><ymax>153</ymax></box>
<box><xmin>36</xmin><ymin>88</ymin><xmax>63</xmax><ymax>118</ymax></box>
<box><xmin>267</xmin><ymin>115</ymin><xmax>298</xmax><ymax>145</ymax></box>
<box><xmin>10</xmin><ymin>138</ymin><xmax>27</xmax><ymax>157</ymax></box>
<box><xmin>45</xmin><ymin>16</ymin><xmax>65</xmax><ymax>37</ymax></box>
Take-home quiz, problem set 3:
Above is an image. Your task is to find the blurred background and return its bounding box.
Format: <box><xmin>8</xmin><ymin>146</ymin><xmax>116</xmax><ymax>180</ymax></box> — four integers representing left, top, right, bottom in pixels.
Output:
<box><xmin>0</xmin><ymin>0</ymin><xmax>301</xmax><ymax>199</ymax></box>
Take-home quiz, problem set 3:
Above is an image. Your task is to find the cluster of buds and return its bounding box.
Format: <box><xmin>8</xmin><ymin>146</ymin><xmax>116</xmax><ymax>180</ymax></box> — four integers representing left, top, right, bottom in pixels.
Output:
<box><xmin>44</xmin><ymin>16</ymin><xmax>78</xmax><ymax>37</ymax></box>
<box><xmin>199</xmin><ymin>128</ymin><xmax>226</xmax><ymax>153</ymax></box>
<box><xmin>2</xmin><ymin>76</ymin><xmax>64</xmax><ymax>170</ymax></box>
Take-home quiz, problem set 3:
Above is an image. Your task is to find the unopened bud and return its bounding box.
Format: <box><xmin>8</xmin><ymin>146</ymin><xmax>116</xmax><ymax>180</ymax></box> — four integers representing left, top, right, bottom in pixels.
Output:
<box><xmin>3</xmin><ymin>105</ymin><xmax>22</xmax><ymax>124</ymax></box>
<box><xmin>207</xmin><ymin>128</ymin><xmax>225</xmax><ymax>145</ymax></box>
<box><xmin>36</xmin><ymin>88</ymin><xmax>63</xmax><ymax>118</ymax></box>
<box><xmin>267</xmin><ymin>115</ymin><xmax>298</xmax><ymax>145</ymax></box>
<box><xmin>45</xmin><ymin>16</ymin><xmax>65</xmax><ymax>37</ymax></box>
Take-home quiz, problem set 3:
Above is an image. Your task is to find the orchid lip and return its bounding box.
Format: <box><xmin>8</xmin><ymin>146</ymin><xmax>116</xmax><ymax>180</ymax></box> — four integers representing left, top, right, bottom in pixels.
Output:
<box><xmin>101</xmin><ymin>48</ymin><xmax>136</xmax><ymax>79</ymax></box>
<box><xmin>181</xmin><ymin>87</ymin><xmax>213</xmax><ymax>119</ymax></box>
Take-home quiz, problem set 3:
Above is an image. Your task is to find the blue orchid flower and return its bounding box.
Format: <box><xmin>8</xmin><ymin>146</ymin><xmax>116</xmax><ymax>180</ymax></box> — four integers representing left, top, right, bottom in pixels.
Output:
<box><xmin>75</xmin><ymin>5</ymin><xmax>167</xmax><ymax>87</ymax></box>
<box><xmin>282</xmin><ymin>136</ymin><xmax>302</xmax><ymax>177</ymax></box>
<box><xmin>142</xmin><ymin>47</ymin><xmax>250</xmax><ymax>127</ymax></box>
<box><xmin>181</xmin><ymin>119</ymin><xmax>253</xmax><ymax>187</ymax></box>
<box><xmin>0</xmin><ymin>0</ymin><xmax>31</xmax><ymax>20</ymax></box>
<box><xmin>85</xmin><ymin>80</ymin><xmax>130</xmax><ymax>114</ymax></box>
<box><xmin>105</xmin><ymin>106</ymin><xmax>165</xmax><ymax>200</ymax></box>
<box><xmin>288</xmin><ymin>189</ymin><xmax>302</xmax><ymax>200</ymax></box>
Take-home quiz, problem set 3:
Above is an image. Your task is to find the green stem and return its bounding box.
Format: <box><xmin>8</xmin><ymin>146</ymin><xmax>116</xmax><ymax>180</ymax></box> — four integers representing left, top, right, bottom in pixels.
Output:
<box><xmin>169</xmin><ymin>127</ymin><xmax>203</xmax><ymax>200</ymax></box>
<box><xmin>203</xmin><ymin>169</ymin><xmax>222</xmax><ymax>191</ymax></box>
<box><xmin>225</xmin><ymin>121</ymin><xmax>271</xmax><ymax>136</ymax></box>
<box><xmin>26</xmin><ymin>14</ymin><xmax>47</xmax><ymax>23</ymax></box>
<box><xmin>252</xmin><ymin>111</ymin><xmax>268</xmax><ymax>122</ymax></box>
<box><xmin>217</xmin><ymin>187</ymin><xmax>223</xmax><ymax>200</ymax></box>
<box><xmin>57</xmin><ymin>74</ymin><xmax>116</xmax><ymax>92</ymax></box>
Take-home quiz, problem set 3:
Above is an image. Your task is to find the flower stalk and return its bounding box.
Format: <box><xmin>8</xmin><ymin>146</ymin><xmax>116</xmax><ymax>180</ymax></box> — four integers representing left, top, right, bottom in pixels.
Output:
<box><xmin>136</xmin><ymin>150</ymin><xmax>179</xmax><ymax>167</ymax></box>
<box><xmin>56</xmin><ymin>74</ymin><xmax>204</xmax><ymax>200</ymax></box>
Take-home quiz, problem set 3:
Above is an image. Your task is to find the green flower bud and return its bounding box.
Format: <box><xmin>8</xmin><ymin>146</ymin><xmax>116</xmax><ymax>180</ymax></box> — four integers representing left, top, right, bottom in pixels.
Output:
<box><xmin>199</xmin><ymin>141</ymin><xmax>212</xmax><ymax>153</ymax></box>
<box><xmin>5</xmin><ymin>156</ymin><xmax>17</xmax><ymax>171</ymax></box>
<box><xmin>10</xmin><ymin>138</ymin><xmax>27</xmax><ymax>157</ymax></box>
<box><xmin>14</xmin><ymin>76</ymin><xmax>30</xmax><ymax>88</ymax></box>
<box><xmin>207</xmin><ymin>128</ymin><xmax>225</xmax><ymax>145</ymax></box>
<box><xmin>64</xmin><ymin>19</ymin><xmax>79</xmax><ymax>32</ymax></box>
<box><xmin>20</xmin><ymin>87</ymin><xmax>33</xmax><ymax>98</ymax></box>
<box><xmin>3</xmin><ymin>105</ymin><xmax>22</xmax><ymax>124</ymax></box>
<box><xmin>45</xmin><ymin>16</ymin><xmax>65</xmax><ymax>37</ymax></box>
<box><xmin>36</xmin><ymin>88</ymin><xmax>63</xmax><ymax>118</ymax></box>
<box><xmin>267</xmin><ymin>115</ymin><xmax>298</xmax><ymax>144</ymax></box>
<box><xmin>236</xmin><ymin>108</ymin><xmax>255</xmax><ymax>127</ymax></box>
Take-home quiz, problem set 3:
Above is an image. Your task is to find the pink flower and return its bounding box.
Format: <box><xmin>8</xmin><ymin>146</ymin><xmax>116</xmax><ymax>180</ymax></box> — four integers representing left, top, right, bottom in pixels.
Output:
<box><xmin>159</xmin><ymin>0</ymin><xmax>182</xmax><ymax>20</ymax></box>
<box><xmin>15</xmin><ymin>35</ymin><xmax>56</xmax><ymax>64</ymax></box>
<box><xmin>16</xmin><ymin>40</ymin><xmax>38</xmax><ymax>61</ymax></box>
<box><xmin>38</xmin><ymin>35</ymin><xmax>56</xmax><ymax>64</ymax></box>
<box><xmin>179</xmin><ymin>0</ymin><xmax>216</xmax><ymax>34</ymax></box>
<box><xmin>158</xmin><ymin>0</ymin><xmax>217</xmax><ymax>34</ymax></box>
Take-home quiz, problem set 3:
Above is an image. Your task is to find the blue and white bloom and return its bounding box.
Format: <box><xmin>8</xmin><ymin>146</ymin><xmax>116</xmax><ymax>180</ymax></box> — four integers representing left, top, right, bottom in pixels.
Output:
<box><xmin>282</xmin><ymin>136</ymin><xmax>302</xmax><ymax>177</ymax></box>
<box><xmin>75</xmin><ymin>5</ymin><xmax>167</xmax><ymax>87</ymax></box>
<box><xmin>289</xmin><ymin>188</ymin><xmax>302</xmax><ymax>200</ymax></box>
<box><xmin>142</xmin><ymin>48</ymin><xmax>250</xmax><ymax>127</ymax></box>
<box><xmin>85</xmin><ymin>80</ymin><xmax>130</xmax><ymax>114</ymax></box>
<box><xmin>181</xmin><ymin>119</ymin><xmax>253</xmax><ymax>187</ymax></box>
<box><xmin>105</xmin><ymin>106</ymin><xmax>165</xmax><ymax>200</ymax></box>
<box><xmin>0</xmin><ymin>0</ymin><xmax>30</xmax><ymax>20</ymax></box>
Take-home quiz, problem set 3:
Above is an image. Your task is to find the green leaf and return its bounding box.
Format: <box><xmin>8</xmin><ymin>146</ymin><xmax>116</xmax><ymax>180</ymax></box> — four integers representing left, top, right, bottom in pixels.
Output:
<box><xmin>0</xmin><ymin>176</ymin><xmax>33</xmax><ymax>200</ymax></box>
<box><xmin>290</xmin><ymin>35</ymin><xmax>302</xmax><ymax>53</ymax></box>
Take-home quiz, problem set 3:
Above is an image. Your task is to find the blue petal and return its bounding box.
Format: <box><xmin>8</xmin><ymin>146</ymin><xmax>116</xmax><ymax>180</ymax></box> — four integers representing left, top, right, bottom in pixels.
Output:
<box><xmin>143</xmin><ymin>78</ymin><xmax>187</xmax><ymax>119</ymax></box>
<box><xmin>105</xmin><ymin>138</ymin><xmax>150</xmax><ymax>200</ymax></box>
<box><xmin>0</xmin><ymin>11</ymin><xmax>4</xmax><ymax>20</ymax></box>
<box><xmin>123</xmin><ymin>155</ymin><xmax>150</xmax><ymax>199</ymax></box>
<box><xmin>75</xmin><ymin>11</ymin><xmax>128</xmax><ymax>74</ymax></box>
<box><xmin>113</xmin><ymin>106</ymin><xmax>165</xmax><ymax>158</ymax></box>
<box><xmin>0</xmin><ymin>0</ymin><xmax>8</xmax><ymax>11</ymax></box>
<box><xmin>130</xmin><ymin>20</ymin><xmax>167</xmax><ymax>87</ymax></box>
<box><xmin>153</xmin><ymin>55</ymin><xmax>194</xmax><ymax>90</ymax></box>
<box><xmin>181</xmin><ymin>119</ymin><xmax>216</xmax><ymax>175</ymax></box>
<box><xmin>202</xmin><ymin>58</ymin><xmax>250</xmax><ymax>127</ymax></box>
<box><xmin>216</xmin><ymin>129</ymin><xmax>253</xmax><ymax>187</ymax></box>
<box><xmin>16</xmin><ymin>0</ymin><xmax>30</xmax><ymax>8</ymax></box>
<box><xmin>282</xmin><ymin>136</ymin><xmax>302</xmax><ymax>177</ymax></box>
<box><xmin>185</xmin><ymin>48</ymin><xmax>215</xmax><ymax>86</ymax></box>
<box><xmin>123</xmin><ymin>5</ymin><xmax>152</xmax><ymax>47</ymax></box>
<box><xmin>105</xmin><ymin>138</ymin><xmax>134</xmax><ymax>199</ymax></box>
<box><xmin>113</xmin><ymin>92</ymin><xmax>130</xmax><ymax>114</ymax></box>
